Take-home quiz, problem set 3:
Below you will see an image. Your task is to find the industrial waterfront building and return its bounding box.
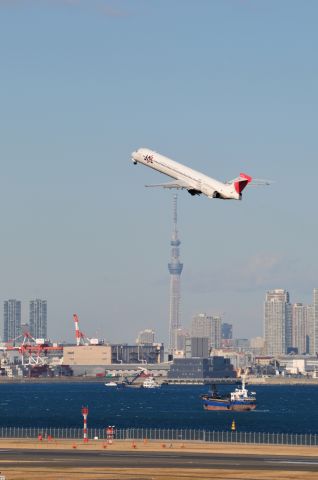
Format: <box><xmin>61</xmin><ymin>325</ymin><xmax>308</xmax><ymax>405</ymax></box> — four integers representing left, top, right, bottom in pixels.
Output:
<box><xmin>63</xmin><ymin>343</ymin><xmax>164</xmax><ymax>367</ymax></box>
<box><xmin>63</xmin><ymin>345</ymin><xmax>112</xmax><ymax>366</ymax></box>
<box><xmin>168</xmin><ymin>356</ymin><xmax>236</xmax><ymax>380</ymax></box>
<box><xmin>111</xmin><ymin>343</ymin><xmax>164</xmax><ymax>364</ymax></box>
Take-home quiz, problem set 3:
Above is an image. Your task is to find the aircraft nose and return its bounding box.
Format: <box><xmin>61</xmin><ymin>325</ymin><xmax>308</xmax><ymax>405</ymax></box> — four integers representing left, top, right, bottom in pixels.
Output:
<box><xmin>131</xmin><ymin>150</ymin><xmax>139</xmax><ymax>164</ymax></box>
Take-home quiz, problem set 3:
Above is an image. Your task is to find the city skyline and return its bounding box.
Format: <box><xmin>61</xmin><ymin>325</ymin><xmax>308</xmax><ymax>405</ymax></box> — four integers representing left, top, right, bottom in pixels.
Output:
<box><xmin>1</xmin><ymin>285</ymin><xmax>318</xmax><ymax>347</ymax></box>
<box><xmin>0</xmin><ymin>1</ymin><xmax>317</xmax><ymax>344</ymax></box>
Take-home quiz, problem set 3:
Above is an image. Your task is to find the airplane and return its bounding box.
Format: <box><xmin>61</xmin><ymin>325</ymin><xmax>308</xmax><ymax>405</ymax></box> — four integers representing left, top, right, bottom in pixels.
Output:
<box><xmin>131</xmin><ymin>147</ymin><xmax>270</xmax><ymax>200</ymax></box>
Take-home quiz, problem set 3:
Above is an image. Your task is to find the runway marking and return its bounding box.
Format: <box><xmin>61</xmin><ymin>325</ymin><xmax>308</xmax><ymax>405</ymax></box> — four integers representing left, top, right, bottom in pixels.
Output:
<box><xmin>0</xmin><ymin>460</ymin><xmax>45</xmax><ymax>463</ymax></box>
<box><xmin>98</xmin><ymin>453</ymin><xmax>182</xmax><ymax>459</ymax></box>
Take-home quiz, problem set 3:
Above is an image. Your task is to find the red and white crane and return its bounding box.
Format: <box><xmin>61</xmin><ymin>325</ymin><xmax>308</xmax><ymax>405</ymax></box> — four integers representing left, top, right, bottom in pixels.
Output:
<box><xmin>4</xmin><ymin>331</ymin><xmax>62</xmax><ymax>365</ymax></box>
<box><xmin>73</xmin><ymin>314</ymin><xmax>91</xmax><ymax>346</ymax></box>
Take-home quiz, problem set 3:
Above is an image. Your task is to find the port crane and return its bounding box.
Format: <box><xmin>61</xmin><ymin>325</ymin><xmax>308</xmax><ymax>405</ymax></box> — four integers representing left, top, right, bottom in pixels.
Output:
<box><xmin>73</xmin><ymin>314</ymin><xmax>91</xmax><ymax>346</ymax></box>
<box><xmin>3</xmin><ymin>332</ymin><xmax>62</xmax><ymax>366</ymax></box>
<box><xmin>73</xmin><ymin>313</ymin><xmax>103</xmax><ymax>346</ymax></box>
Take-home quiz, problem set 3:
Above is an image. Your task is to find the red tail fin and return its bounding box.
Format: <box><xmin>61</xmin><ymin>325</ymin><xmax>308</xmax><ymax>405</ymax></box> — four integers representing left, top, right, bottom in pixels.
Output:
<box><xmin>234</xmin><ymin>173</ymin><xmax>252</xmax><ymax>194</ymax></box>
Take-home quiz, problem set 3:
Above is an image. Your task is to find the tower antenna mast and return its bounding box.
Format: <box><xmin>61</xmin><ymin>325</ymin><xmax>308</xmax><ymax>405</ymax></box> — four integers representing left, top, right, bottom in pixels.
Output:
<box><xmin>168</xmin><ymin>194</ymin><xmax>183</xmax><ymax>355</ymax></box>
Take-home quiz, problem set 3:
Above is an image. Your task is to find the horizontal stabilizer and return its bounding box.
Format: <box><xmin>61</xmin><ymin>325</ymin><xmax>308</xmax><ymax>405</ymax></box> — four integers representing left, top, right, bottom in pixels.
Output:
<box><xmin>248</xmin><ymin>178</ymin><xmax>273</xmax><ymax>187</ymax></box>
<box><xmin>145</xmin><ymin>179</ymin><xmax>191</xmax><ymax>190</ymax></box>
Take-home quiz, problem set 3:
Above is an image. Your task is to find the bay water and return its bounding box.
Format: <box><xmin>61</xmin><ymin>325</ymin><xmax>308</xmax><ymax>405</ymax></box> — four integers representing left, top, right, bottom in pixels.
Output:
<box><xmin>0</xmin><ymin>383</ymin><xmax>316</xmax><ymax>434</ymax></box>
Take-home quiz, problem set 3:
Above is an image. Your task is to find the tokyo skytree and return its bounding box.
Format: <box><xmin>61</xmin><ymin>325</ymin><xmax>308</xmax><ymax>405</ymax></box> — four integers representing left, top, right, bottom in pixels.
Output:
<box><xmin>168</xmin><ymin>195</ymin><xmax>183</xmax><ymax>354</ymax></box>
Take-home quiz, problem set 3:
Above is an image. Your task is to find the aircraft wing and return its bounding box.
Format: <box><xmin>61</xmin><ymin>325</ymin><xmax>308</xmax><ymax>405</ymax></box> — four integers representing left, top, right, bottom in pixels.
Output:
<box><xmin>145</xmin><ymin>179</ymin><xmax>192</xmax><ymax>190</ymax></box>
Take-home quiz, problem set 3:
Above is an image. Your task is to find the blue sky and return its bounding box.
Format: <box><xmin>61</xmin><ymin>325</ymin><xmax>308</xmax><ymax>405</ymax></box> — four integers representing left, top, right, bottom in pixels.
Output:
<box><xmin>0</xmin><ymin>0</ymin><xmax>317</xmax><ymax>343</ymax></box>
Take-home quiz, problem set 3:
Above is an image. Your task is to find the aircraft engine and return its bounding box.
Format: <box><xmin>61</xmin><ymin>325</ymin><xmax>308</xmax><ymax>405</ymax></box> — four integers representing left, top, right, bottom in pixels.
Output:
<box><xmin>212</xmin><ymin>191</ymin><xmax>221</xmax><ymax>198</ymax></box>
<box><xmin>187</xmin><ymin>189</ymin><xmax>201</xmax><ymax>196</ymax></box>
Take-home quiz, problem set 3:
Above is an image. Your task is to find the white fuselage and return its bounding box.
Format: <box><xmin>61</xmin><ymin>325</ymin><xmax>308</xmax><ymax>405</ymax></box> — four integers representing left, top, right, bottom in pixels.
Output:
<box><xmin>131</xmin><ymin>148</ymin><xmax>240</xmax><ymax>200</ymax></box>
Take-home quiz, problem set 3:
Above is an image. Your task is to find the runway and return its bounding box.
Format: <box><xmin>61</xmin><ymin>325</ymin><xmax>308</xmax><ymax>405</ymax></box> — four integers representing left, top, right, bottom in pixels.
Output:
<box><xmin>0</xmin><ymin>448</ymin><xmax>318</xmax><ymax>472</ymax></box>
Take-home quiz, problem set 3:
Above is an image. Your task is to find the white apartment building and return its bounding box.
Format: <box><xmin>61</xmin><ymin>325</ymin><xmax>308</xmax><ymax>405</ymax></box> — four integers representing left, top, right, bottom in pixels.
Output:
<box><xmin>314</xmin><ymin>289</ymin><xmax>318</xmax><ymax>355</ymax></box>
<box><xmin>191</xmin><ymin>313</ymin><xmax>221</xmax><ymax>350</ymax></box>
<box><xmin>264</xmin><ymin>289</ymin><xmax>291</xmax><ymax>356</ymax></box>
<box><xmin>292</xmin><ymin>303</ymin><xmax>307</xmax><ymax>355</ymax></box>
<box><xmin>306</xmin><ymin>304</ymin><xmax>314</xmax><ymax>355</ymax></box>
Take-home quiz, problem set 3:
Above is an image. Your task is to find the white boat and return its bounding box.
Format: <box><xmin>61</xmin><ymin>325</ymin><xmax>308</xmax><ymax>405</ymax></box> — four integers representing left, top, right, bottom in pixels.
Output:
<box><xmin>143</xmin><ymin>377</ymin><xmax>160</xmax><ymax>389</ymax></box>
<box><xmin>104</xmin><ymin>381</ymin><xmax>118</xmax><ymax>387</ymax></box>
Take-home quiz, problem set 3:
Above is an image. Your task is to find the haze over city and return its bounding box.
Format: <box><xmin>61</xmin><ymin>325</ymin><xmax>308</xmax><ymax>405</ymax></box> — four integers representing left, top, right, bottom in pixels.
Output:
<box><xmin>0</xmin><ymin>0</ymin><xmax>317</xmax><ymax>344</ymax></box>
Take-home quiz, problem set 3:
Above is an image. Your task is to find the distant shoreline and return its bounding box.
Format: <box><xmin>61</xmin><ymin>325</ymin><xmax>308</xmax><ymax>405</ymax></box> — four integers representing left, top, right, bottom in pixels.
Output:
<box><xmin>0</xmin><ymin>376</ymin><xmax>318</xmax><ymax>385</ymax></box>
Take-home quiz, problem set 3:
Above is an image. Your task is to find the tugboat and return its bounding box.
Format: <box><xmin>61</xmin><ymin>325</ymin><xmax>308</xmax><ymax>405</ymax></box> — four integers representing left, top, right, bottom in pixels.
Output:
<box><xmin>142</xmin><ymin>377</ymin><xmax>161</xmax><ymax>389</ymax></box>
<box><xmin>201</xmin><ymin>377</ymin><xmax>256</xmax><ymax>411</ymax></box>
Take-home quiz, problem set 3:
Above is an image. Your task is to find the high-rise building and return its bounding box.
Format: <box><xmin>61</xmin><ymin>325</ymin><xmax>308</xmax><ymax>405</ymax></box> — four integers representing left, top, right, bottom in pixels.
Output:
<box><xmin>191</xmin><ymin>313</ymin><xmax>221</xmax><ymax>350</ymax></box>
<box><xmin>175</xmin><ymin>328</ymin><xmax>189</xmax><ymax>352</ymax></box>
<box><xmin>314</xmin><ymin>289</ymin><xmax>318</xmax><ymax>355</ymax></box>
<box><xmin>191</xmin><ymin>314</ymin><xmax>212</xmax><ymax>340</ymax></box>
<box><xmin>221</xmin><ymin>323</ymin><xmax>233</xmax><ymax>340</ymax></box>
<box><xmin>3</xmin><ymin>299</ymin><xmax>21</xmax><ymax>344</ymax></box>
<box><xmin>292</xmin><ymin>303</ymin><xmax>307</xmax><ymax>355</ymax></box>
<box><xmin>221</xmin><ymin>322</ymin><xmax>233</xmax><ymax>347</ymax></box>
<box><xmin>264</xmin><ymin>289</ymin><xmax>291</xmax><ymax>355</ymax></box>
<box><xmin>136</xmin><ymin>329</ymin><xmax>155</xmax><ymax>345</ymax></box>
<box><xmin>185</xmin><ymin>337</ymin><xmax>209</xmax><ymax>358</ymax></box>
<box><xmin>211</xmin><ymin>316</ymin><xmax>222</xmax><ymax>349</ymax></box>
<box><xmin>29</xmin><ymin>299</ymin><xmax>47</xmax><ymax>339</ymax></box>
<box><xmin>306</xmin><ymin>304</ymin><xmax>314</xmax><ymax>354</ymax></box>
<box><xmin>168</xmin><ymin>195</ymin><xmax>183</xmax><ymax>354</ymax></box>
<box><xmin>285</xmin><ymin>304</ymin><xmax>293</xmax><ymax>353</ymax></box>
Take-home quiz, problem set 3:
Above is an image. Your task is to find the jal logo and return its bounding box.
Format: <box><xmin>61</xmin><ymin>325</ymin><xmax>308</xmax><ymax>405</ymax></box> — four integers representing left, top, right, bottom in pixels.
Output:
<box><xmin>144</xmin><ymin>154</ymin><xmax>154</xmax><ymax>164</ymax></box>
